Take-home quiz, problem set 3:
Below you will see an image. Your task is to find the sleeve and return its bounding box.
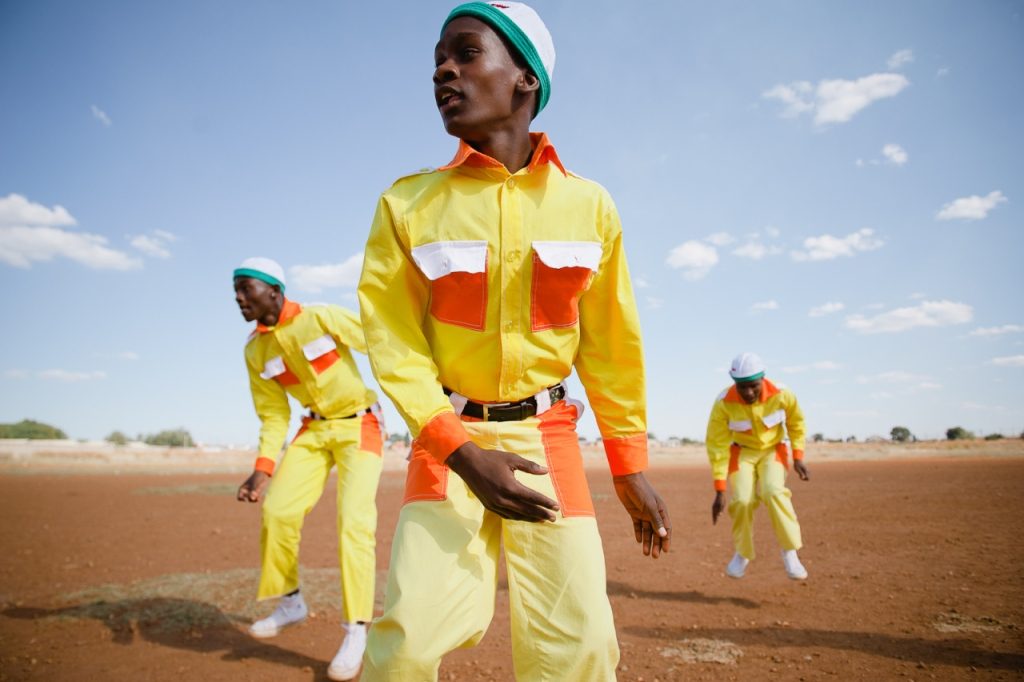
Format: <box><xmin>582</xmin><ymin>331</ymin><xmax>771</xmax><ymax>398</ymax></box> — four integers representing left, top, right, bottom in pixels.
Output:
<box><xmin>705</xmin><ymin>399</ymin><xmax>732</xmax><ymax>491</ymax></box>
<box><xmin>574</xmin><ymin>197</ymin><xmax>648</xmax><ymax>476</ymax></box>
<box><xmin>785</xmin><ymin>390</ymin><xmax>807</xmax><ymax>459</ymax></box>
<box><xmin>357</xmin><ymin>194</ymin><xmax>470</xmax><ymax>463</ymax></box>
<box><xmin>246</xmin><ymin>352</ymin><xmax>291</xmax><ymax>475</ymax></box>
<box><xmin>327</xmin><ymin>305</ymin><xmax>368</xmax><ymax>355</ymax></box>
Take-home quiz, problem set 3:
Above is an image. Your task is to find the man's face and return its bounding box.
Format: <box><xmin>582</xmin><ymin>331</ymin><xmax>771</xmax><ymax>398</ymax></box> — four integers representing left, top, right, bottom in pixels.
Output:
<box><xmin>736</xmin><ymin>378</ymin><xmax>763</xmax><ymax>405</ymax></box>
<box><xmin>233</xmin><ymin>277</ymin><xmax>278</xmax><ymax>322</ymax></box>
<box><xmin>433</xmin><ymin>17</ymin><xmax>532</xmax><ymax>139</ymax></box>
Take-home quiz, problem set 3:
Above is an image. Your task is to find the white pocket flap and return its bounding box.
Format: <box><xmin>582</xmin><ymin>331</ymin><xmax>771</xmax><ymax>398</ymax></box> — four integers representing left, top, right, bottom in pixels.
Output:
<box><xmin>260</xmin><ymin>356</ymin><xmax>286</xmax><ymax>380</ymax></box>
<box><xmin>411</xmin><ymin>240</ymin><xmax>488</xmax><ymax>281</ymax></box>
<box><xmin>728</xmin><ymin>419</ymin><xmax>753</xmax><ymax>432</ymax></box>
<box><xmin>532</xmin><ymin>241</ymin><xmax>602</xmax><ymax>271</ymax></box>
<box><xmin>302</xmin><ymin>334</ymin><xmax>337</xmax><ymax>361</ymax></box>
<box><xmin>761</xmin><ymin>409</ymin><xmax>786</xmax><ymax>428</ymax></box>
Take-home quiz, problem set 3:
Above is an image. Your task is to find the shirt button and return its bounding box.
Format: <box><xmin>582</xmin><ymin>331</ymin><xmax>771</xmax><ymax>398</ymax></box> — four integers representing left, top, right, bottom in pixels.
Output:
<box><xmin>507</xmin><ymin>178</ymin><xmax>516</xmax><ymax>189</ymax></box>
<box><xmin>505</xmin><ymin>251</ymin><xmax>519</xmax><ymax>263</ymax></box>
<box><xmin>504</xmin><ymin>321</ymin><xmax>515</xmax><ymax>332</ymax></box>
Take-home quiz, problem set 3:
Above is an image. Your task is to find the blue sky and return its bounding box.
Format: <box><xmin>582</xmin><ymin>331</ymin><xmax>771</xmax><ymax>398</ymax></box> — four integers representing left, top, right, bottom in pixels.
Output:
<box><xmin>2</xmin><ymin>0</ymin><xmax>1022</xmax><ymax>445</ymax></box>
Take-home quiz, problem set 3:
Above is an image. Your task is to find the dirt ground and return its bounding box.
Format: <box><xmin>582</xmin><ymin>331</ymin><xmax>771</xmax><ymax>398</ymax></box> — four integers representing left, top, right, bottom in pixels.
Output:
<box><xmin>1</xmin><ymin>449</ymin><xmax>1022</xmax><ymax>680</ymax></box>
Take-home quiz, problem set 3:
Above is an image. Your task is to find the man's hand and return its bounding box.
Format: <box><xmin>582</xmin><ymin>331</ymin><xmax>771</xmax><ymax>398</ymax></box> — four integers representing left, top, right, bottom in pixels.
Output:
<box><xmin>711</xmin><ymin>491</ymin><xmax>725</xmax><ymax>525</ymax></box>
<box><xmin>446</xmin><ymin>442</ymin><xmax>560</xmax><ymax>522</ymax></box>
<box><xmin>237</xmin><ymin>470</ymin><xmax>271</xmax><ymax>503</ymax></box>
<box><xmin>794</xmin><ymin>460</ymin><xmax>810</xmax><ymax>481</ymax></box>
<box><xmin>612</xmin><ymin>472</ymin><xmax>671</xmax><ymax>558</ymax></box>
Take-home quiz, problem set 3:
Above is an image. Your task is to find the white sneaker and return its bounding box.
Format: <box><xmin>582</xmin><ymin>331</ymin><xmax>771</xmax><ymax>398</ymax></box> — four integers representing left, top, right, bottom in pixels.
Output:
<box><xmin>327</xmin><ymin>623</ymin><xmax>367</xmax><ymax>681</ymax></box>
<box><xmin>248</xmin><ymin>591</ymin><xmax>308</xmax><ymax>638</ymax></box>
<box><xmin>725</xmin><ymin>552</ymin><xmax>749</xmax><ymax>579</ymax></box>
<box><xmin>782</xmin><ymin>549</ymin><xmax>808</xmax><ymax>580</ymax></box>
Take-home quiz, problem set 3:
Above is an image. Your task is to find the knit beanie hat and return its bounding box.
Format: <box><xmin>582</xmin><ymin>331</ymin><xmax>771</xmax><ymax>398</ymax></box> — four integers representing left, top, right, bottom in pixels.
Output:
<box><xmin>234</xmin><ymin>257</ymin><xmax>286</xmax><ymax>292</ymax></box>
<box><xmin>443</xmin><ymin>2</ymin><xmax>555</xmax><ymax>114</ymax></box>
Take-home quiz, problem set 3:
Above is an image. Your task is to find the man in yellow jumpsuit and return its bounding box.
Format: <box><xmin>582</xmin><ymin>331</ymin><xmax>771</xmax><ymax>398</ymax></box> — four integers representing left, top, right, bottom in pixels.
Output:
<box><xmin>233</xmin><ymin>257</ymin><xmax>384</xmax><ymax>681</ymax></box>
<box><xmin>357</xmin><ymin>3</ymin><xmax>671</xmax><ymax>680</ymax></box>
<box><xmin>707</xmin><ymin>352</ymin><xmax>810</xmax><ymax>580</ymax></box>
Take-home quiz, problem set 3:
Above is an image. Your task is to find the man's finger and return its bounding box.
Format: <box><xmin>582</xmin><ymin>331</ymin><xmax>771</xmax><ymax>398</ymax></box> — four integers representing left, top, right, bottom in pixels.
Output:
<box><xmin>509</xmin><ymin>483</ymin><xmax>560</xmax><ymax>512</ymax></box>
<box><xmin>509</xmin><ymin>456</ymin><xmax>549</xmax><ymax>476</ymax></box>
<box><xmin>642</xmin><ymin>523</ymin><xmax>653</xmax><ymax>556</ymax></box>
<box><xmin>632</xmin><ymin>518</ymin><xmax>643</xmax><ymax>543</ymax></box>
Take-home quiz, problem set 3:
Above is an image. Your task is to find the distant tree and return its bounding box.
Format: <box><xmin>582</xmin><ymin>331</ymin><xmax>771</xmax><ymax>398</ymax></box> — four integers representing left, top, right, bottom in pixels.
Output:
<box><xmin>0</xmin><ymin>419</ymin><xmax>67</xmax><ymax>440</ymax></box>
<box><xmin>946</xmin><ymin>426</ymin><xmax>975</xmax><ymax>441</ymax></box>
<box><xmin>647</xmin><ymin>432</ymin><xmax>657</xmax><ymax>441</ymax></box>
<box><xmin>680</xmin><ymin>437</ymin><xmax>701</xmax><ymax>445</ymax></box>
<box><xmin>984</xmin><ymin>433</ymin><xmax>1004</xmax><ymax>441</ymax></box>
<box><xmin>845</xmin><ymin>435</ymin><xmax>858</xmax><ymax>443</ymax></box>
<box><xmin>143</xmin><ymin>428</ymin><xmax>193</xmax><ymax>447</ymax></box>
<box><xmin>890</xmin><ymin>426</ymin><xmax>913</xmax><ymax>443</ymax></box>
<box><xmin>811</xmin><ymin>433</ymin><xmax>825</xmax><ymax>443</ymax></box>
<box><xmin>386</xmin><ymin>432</ymin><xmax>411</xmax><ymax>446</ymax></box>
<box><xmin>105</xmin><ymin>430</ymin><xmax>129</xmax><ymax>446</ymax></box>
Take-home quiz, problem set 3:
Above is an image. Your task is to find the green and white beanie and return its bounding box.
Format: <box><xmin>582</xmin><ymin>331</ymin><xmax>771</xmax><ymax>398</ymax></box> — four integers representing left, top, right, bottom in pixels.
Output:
<box><xmin>233</xmin><ymin>257</ymin><xmax>286</xmax><ymax>292</ymax></box>
<box><xmin>443</xmin><ymin>1</ymin><xmax>556</xmax><ymax>114</ymax></box>
<box><xmin>730</xmin><ymin>352</ymin><xmax>765</xmax><ymax>383</ymax></box>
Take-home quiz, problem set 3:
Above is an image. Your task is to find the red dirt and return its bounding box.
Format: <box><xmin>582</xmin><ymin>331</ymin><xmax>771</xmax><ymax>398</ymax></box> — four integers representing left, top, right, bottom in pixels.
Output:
<box><xmin>1</xmin><ymin>457</ymin><xmax>1022</xmax><ymax>681</ymax></box>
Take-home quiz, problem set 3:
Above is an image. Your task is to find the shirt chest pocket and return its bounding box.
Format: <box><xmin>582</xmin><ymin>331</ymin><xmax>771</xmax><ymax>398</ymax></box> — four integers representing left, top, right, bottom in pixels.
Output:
<box><xmin>530</xmin><ymin>241</ymin><xmax>602</xmax><ymax>331</ymax></box>
<box><xmin>728</xmin><ymin>419</ymin><xmax>753</xmax><ymax>433</ymax></box>
<box><xmin>260</xmin><ymin>356</ymin><xmax>300</xmax><ymax>386</ymax></box>
<box><xmin>302</xmin><ymin>334</ymin><xmax>340</xmax><ymax>375</ymax></box>
<box><xmin>412</xmin><ymin>240</ymin><xmax>488</xmax><ymax>331</ymax></box>
<box><xmin>761</xmin><ymin>409</ymin><xmax>786</xmax><ymax>429</ymax></box>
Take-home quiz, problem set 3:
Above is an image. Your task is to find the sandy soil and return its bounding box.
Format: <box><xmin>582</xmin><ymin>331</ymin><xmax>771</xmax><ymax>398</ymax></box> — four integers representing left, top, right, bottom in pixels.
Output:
<box><xmin>1</xmin><ymin>443</ymin><xmax>1022</xmax><ymax>680</ymax></box>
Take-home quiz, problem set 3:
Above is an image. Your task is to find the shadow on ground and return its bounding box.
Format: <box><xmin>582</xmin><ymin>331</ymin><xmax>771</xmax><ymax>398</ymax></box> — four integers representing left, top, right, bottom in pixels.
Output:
<box><xmin>608</xmin><ymin>581</ymin><xmax>760</xmax><ymax>609</ymax></box>
<box><xmin>3</xmin><ymin>599</ymin><xmax>332</xmax><ymax>678</ymax></box>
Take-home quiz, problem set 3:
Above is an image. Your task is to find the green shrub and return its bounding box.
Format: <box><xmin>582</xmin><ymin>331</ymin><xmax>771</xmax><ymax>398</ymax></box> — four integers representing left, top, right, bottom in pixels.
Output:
<box><xmin>946</xmin><ymin>426</ymin><xmax>975</xmax><ymax>441</ymax></box>
<box><xmin>0</xmin><ymin>419</ymin><xmax>67</xmax><ymax>439</ymax></box>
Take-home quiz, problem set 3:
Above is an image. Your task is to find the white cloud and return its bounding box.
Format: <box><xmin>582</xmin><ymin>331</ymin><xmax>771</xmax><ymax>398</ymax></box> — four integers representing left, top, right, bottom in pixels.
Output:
<box><xmin>909</xmin><ymin>292</ymin><xmax>927</xmax><ymax>300</ymax></box>
<box><xmin>809</xmin><ymin>302</ymin><xmax>845</xmax><ymax>317</ymax></box>
<box><xmin>882</xmin><ymin>143</ymin><xmax>908</xmax><ymax>166</ymax></box>
<box><xmin>989</xmin><ymin>355</ymin><xmax>1024</xmax><ymax>367</ymax></box>
<box><xmin>936</xmin><ymin>190</ymin><xmax>1008</xmax><ymax>221</ymax></box>
<box><xmin>764</xmin><ymin>73</ymin><xmax>910</xmax><ymax>126</ymax></box>
<box><xmin>0</xmin><ymin>193</ymin><xmax>76</xmax><ymax>228</ymax></box>
<box><xmin>765</xmin><ymin>226</ymin><xmax>781</xmax><ymax>238</ymax></box>
<box><xmin>4</xmin><ymin>369</ymin><xmax>30</xmax><ymax>379</ymax></box>
<box><xmin>130</xmin><ymin>230</ymin><xmax>176</xmax><ymax>259</ymax></box>
<box><xmin>0</xmin><ymin>225</ymin><xmax>142</xmax><ymax>270</ymax></box>
<box><xmin>918</xmin><ymin>381</ymin><xmax>942</xmax><ymax>390</ymax></box>
<box><xmin>856</xmin><ymin>370</ymin><xmax>924</xmax><ymax>384</ymax></box>
<box><xmin>38</xmin><ymin>369</ymin><xmax>107</xmax><ymax>382</ymax></box>
<box><xmin>733</xmin><ymin>241</ymin><xmax>782</xmax><ymax>260</ymax></box>
<box><xmin>937</xmin><ymin>67</ymin><xmax>950</xmax><ymax>78</ymax></box>
<box><xmin>91</xmin><ymin>104</ymin><xmax>112</xmax><ymax>127</ymax></box>
<box><xmin>634</xmin><ymin>276</ymin><xmax>650</xmax><ymax>289</ymax></box>
<box><xmin>782</xmin><ymin>360</ymin><xmax>842</xmax><ymax>373</ymax></box>
<box><xmin>887</xmin><ymin>49</ymin><xmax>914</xmax><ymax>70</ymax></box>
<box><xmin>845</xmin><ymin>300</ymin><xmax>973</xmax><ymax>334</ymax></box>
<box><xmin>751</xmin><ymin>299</ymin><xmax>779</xmax><ymax>312</ymax></box>
<box><xmin>290</xmin><ymin>253</ymin><xmax>364</xmax><ymax>292</ymax></box>
<box><xmin>970</xmin><ymin>325</ymin><xmax>1023</xmax><ymax>337</ymax></box>
<box><xmin>705</xmin><ymin>232</ymin><xmax>735</xmax><ymax>247</ymax></box>
<box><xmin>666</xmin><ymin>241</ymin><xmax>718</xmax><ymax>281</ymax></box>
<box><xmin>791</xmin><ymin>228</ymin><xmax>884</xmax><ymax>262</ymax></box>
<box><xmin>646</xmin><ymin>296</ymin><xmax>663</xmax><ymax>310</ymax></box>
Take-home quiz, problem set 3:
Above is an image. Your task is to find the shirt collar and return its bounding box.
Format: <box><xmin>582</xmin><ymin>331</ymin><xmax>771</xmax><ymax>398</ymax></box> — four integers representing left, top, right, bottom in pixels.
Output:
<box><xmin>723</xmin><ymin>378</ymin><xmax>781</xmax><ymax>404</ymax></box>
<box><xmin>255</xmin><ymin>298</ymin><xmax>302</xmax><ymax>333</ymax></box>
<box><xmin>438</xmin><ymin>132</ymin><xmax>566</xmax><ymax>176</ymax></box>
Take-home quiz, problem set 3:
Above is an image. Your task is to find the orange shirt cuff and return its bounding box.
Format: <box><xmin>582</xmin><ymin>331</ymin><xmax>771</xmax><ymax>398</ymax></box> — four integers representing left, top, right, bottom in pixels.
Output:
<box><xmin>604</xmin><ymin>434</ymin><xmax>648</xmax><ymax>476</ymax></box>
<box><xmin>714</xmin><ymin>479</ymin><xmax>727</xmax><ymax>492</ymax></box>
<box><xmin>418</xmin><ymin>411</ymin><xmax>471</xmax><ymax>463</ymax></box>
<box><xmin>792</xmin><ymin>449</ymin><xmax>804</xmax><ymax>461</ymax></box>
<box><xmin>254</xmin><ymin>456</ymin><xmax>276</xmax><ymax>476</ymax></box>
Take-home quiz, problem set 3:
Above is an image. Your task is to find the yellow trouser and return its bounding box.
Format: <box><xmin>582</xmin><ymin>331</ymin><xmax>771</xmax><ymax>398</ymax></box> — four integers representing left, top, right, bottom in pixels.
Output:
<box><xmin>362</xmin><ymin>401</ymin><xmax>618</xmax><ymax>681</ymax></box>
<box><xmin>258</xmin><ymin>411</ymin><xmax>383</xmax><ymax>623</ymax></box>
<box><xmin>727</xmin><ymin>444</ymin><xmax>802</xmax><ymax>560</ymax></box>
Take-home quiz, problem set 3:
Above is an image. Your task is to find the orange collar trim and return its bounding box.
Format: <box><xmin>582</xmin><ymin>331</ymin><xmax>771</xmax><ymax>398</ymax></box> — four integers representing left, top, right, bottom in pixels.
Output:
<box><xmin>723</xmin><ymin>378</ymin><xmax>781</xmax><ymax>404</ymax></box>
<box><xmin>438</xmin><ymin>132</ymin><xmax>566</xmax><ymax>176</ymax></box>
<box><xmin>255</xmin><ymin>298</ymin><xmax>302</xmax><ymax>333</ymax></box>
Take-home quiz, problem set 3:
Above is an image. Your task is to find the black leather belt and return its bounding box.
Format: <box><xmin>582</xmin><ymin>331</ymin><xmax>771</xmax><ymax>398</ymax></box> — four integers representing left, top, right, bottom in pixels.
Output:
<box><xmin>443</xmin><ymin>384</ymin><xmax>567</xmax><ymax>422</ymax></box>
<box><xmin>309</xmin><ymin>408</ymin><xmax>371</xmax><ymax>421</ymax></box>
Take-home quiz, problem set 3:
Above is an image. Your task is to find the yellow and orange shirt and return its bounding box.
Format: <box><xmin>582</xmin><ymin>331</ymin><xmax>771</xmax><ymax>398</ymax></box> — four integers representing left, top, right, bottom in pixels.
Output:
<box><xmin>245</xmin><ymin>299</ymin><xmax>377</xmax><ymax>474</ymax></box>
<box><xmin>358</xmin><ymin>133</ymin><xmax>648</xmax><ymax>475</ymax></box>
<box><xmin>705</xmin><ymin>379</ymin><xmax>806</xmax><ymax>491</ymax></box>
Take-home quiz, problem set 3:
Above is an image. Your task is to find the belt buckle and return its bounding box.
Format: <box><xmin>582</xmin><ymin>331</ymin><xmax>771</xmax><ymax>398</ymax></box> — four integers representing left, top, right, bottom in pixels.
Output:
<box><xmin>481</xmin><ymin>404</ymin><xmax>489</xmax><ymax>421</ymax></box>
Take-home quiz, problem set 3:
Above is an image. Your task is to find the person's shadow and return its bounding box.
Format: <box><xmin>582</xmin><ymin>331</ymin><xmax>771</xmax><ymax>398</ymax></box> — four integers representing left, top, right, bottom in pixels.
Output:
<box><xmin>606</xmin><ymin>580</ymin><xmax>761</xmax><ymax>610</ymax></box>
<box><xmin>3</xmin><ymin>598</ymin><xmax>331</xmax><ymax>678</ymax></box>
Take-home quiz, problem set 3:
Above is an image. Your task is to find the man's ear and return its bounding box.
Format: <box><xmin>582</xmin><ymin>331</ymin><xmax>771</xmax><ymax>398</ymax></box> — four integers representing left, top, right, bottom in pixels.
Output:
<box><xmin>517</xmin><ymin>68</ymin><xmax>540</xmax><ymax>96</ymax></box>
